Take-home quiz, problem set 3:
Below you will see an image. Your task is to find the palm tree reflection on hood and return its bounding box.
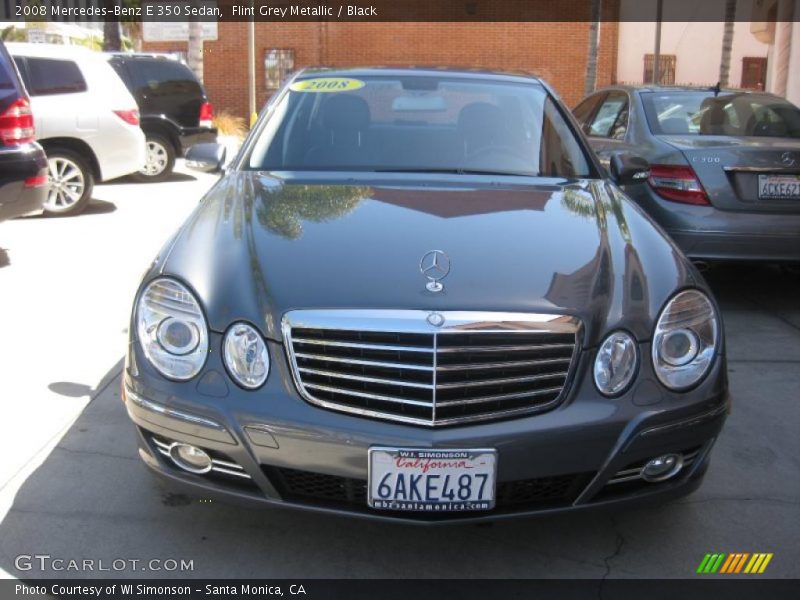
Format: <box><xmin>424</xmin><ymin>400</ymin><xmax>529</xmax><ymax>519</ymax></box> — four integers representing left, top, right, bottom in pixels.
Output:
<box><xmin>559</xmin><ymin>183</ymin><xmax>631</xmax><ymax>244</ymax></box>
<box><xmin>556</xmin><ymin>182</ymin><xmax>648</xmax><ymax>323</ymax></box>
<box><xmin>253</xmin><ymin>183</ymin><xmax>370</xmax><ymax>239</ymax></box>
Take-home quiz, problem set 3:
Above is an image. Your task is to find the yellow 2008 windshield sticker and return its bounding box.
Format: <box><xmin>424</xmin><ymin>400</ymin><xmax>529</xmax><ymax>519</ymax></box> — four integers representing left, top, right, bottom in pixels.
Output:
<box><xmin>290</xmin><ymin>78</ymin><xmax>365</xmax><ymax>92</ymax></box>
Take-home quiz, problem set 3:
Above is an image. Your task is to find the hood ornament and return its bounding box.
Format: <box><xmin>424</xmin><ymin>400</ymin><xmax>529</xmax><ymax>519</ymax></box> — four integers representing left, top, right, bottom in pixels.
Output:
<box><xmin>427</xmin><ymin>312</ymin><xmax>445</xmax><ymax>327</ymax></box>
<box><xmin>419</xmin><ymin>250</ymin><xmax>450</xmax><ymax>293</ymax></box>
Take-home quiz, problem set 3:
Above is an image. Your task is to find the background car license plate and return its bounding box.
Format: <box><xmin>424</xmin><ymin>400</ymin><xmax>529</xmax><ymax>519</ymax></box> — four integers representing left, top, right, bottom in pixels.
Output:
<box><xmin>758</xmin><ymin>174</ymin><xmax>800</xmax><ymax>199</ymax></box>
<box><xmin>368</xmin><ymin>448</ymin><xmax>497</xmax><ymax>512</ymax></box>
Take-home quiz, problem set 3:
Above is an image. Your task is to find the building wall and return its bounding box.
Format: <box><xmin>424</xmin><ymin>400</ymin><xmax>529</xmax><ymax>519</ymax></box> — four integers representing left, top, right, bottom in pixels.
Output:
<box><xmin>787</xmin><ymin>19</ymin><xmax>800</xmax><ymax>104</ymax></box>
<box><xmin>763</xmin><ymin>0</ymin><xmax>800</xmax><ymax>105</ymax></box>
<box><xmin>144</xmin><ymin>19</ymin><xmax>620</xmax><ymax>118</ymax></box>
<box><xmin>617</xmin><ymin>0</ymin><xmax>769</xmax><ymax>87</ymax></box>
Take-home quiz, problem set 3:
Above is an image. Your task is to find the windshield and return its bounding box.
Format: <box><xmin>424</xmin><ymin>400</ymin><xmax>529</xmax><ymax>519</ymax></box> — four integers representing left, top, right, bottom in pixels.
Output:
<box><xmin>246</xmin><ymin>74</ymin><xmax>591</xmax><ymax>178</ymax></box>
<box><xmin>642</xmin><ymin>91</ymin><xmax>800</xmax><ymax>138</ymax></box>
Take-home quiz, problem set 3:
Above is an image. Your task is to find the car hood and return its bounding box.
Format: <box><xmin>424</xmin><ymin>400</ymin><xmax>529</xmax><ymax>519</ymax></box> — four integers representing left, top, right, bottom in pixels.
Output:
<box><xmin>157</xmin><ymin>172</ymin><xmax>696</xmax><ymax>345</ymax></box>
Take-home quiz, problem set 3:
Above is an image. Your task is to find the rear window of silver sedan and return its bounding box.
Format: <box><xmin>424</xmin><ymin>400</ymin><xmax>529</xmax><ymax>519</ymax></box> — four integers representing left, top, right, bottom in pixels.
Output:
<box><xmin>641</xmin><ymin>91</ymin><xmax>800</xmax><ymax>138</ymax></box>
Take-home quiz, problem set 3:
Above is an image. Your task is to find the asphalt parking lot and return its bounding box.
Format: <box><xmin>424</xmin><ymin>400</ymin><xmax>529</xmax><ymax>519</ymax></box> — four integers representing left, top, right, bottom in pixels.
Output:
<box><xmin>0</xmin><ymin>165</ymin><xmax>798</xmax><ymax>579</ymax></box>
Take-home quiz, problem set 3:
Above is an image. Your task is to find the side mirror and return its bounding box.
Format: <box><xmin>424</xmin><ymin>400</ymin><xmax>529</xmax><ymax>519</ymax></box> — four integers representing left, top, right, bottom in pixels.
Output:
<box><xmin>609</xmin><ymin>153</ymin><xmax>650</xmax><ymax>186</ymax></box>
<box><xmin>185</xmin><ymin>143</ymin><xmax>227</xmax><ymax>174</ymax></box>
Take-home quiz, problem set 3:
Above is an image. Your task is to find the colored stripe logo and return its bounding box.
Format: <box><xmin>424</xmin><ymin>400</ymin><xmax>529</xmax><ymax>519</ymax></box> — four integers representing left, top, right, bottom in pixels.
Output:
<box><xmin>697</xmin><ymin>553</ymin><xmax>773</xmax><ymax>574</ymax></box>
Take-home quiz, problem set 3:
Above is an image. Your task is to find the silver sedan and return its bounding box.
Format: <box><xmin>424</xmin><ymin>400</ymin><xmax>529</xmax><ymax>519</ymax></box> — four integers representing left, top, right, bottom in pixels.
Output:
<box><xmin>573</xmin><ymin>86</ymin><xmax>800</xmax><ymax>263</ymax></box>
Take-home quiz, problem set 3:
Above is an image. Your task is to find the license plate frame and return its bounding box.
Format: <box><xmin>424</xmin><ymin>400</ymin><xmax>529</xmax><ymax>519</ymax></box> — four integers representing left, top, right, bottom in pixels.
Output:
<box><xmin>368</xmin><ymin>447</ymin><xmax>497</xmax><ymax>512</ymax></box>
<box><xmin>758</xmin><ymin>174</ymin><xmax>800</xmax><ymax>200</ymax></box>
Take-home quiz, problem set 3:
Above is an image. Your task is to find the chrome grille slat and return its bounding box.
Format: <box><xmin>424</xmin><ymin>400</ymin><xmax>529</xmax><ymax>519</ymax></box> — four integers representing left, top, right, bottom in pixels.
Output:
<box><xmin>294</xmin><ymin>352</ymin><xmax>434</xmax><ymax>372</ymax></box>
<box><xmin>303</xmin><ymin>382</ymin><xmax>434</xmax><ymax>407</ymax></box>
<box><xmin>293</xmin><ymin>337</ymin><xmax>433</xmax><ymax>353</ymax></box>
<box><xmin>435</xmin><ymin>386</ymin><xmax>564</xmax><ymax>407</ymax></box>
<box><xmin>436</xmin><ymin>371</ymin><xmax>570</xmax><ymax>390</ymax></box>
<box><xmin>437</xmin><ymin>343</ymin><xmax>575</xmax><ymax>354</ymax></box>
<box><xmin>297</xmin><ymin>367</ymin><xmax>434</xmax><ymax>390</ymax></box>
<box><xmin>284</xmin><ymin>310</ymin><xmax>581</xmax><ymax>427</ymax></box>
<box><xmin>437</xmin><ymin>358</ymin><xmax>572</xmax><ymax>372</ymax></box>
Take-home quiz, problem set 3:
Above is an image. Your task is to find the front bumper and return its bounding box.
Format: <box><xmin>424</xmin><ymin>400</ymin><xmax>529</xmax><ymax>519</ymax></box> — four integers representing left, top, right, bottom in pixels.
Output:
<box><xmin>123</xmin><ymin>336</ymin><xmax>729</xmax><ymax>524</ymax></box>
<box><xmin>0</xmin><ymin>144</ymin><xmax>47</xmax><ymax>221</ymax></box>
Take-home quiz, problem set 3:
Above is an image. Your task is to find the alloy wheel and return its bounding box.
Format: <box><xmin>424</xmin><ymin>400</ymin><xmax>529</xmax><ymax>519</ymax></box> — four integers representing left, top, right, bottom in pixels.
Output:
<box><xmin>141</xmin><ymin>139</ymin><xmax>169</xmax><ymax>177</ymax></box>
<box><xmin>46</xmin><ymin>156</ymin><xmax>85</xmax><ymax>212</ymax></box>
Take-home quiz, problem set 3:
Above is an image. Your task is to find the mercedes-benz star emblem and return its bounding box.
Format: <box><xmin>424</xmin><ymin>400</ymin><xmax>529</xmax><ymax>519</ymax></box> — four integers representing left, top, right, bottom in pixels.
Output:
<box><xmin>427</xmin><ymin>312</ymin><xmax>445</xmax><ymax>327</ymax></box>
<box><xmin>419</xmin><ymin>250</ymin><xmax>451</xmax><ymax>293</ymax></box>
<box><xmin>781</xmin><ymin>152</ymin><xmax>796</xmax><ymax>167</ymax></box>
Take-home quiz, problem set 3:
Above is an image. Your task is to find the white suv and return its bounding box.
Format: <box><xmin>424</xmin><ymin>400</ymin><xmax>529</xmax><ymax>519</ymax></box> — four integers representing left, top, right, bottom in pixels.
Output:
<box><xmin>8</xmin><ymin>43</ymin><xmax>145</xmax><ymax>215</ymax></box>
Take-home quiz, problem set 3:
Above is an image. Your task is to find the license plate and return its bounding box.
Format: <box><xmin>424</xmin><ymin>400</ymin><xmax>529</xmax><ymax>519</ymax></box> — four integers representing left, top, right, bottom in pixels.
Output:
<box><xmin>368</xmin><ymin>447</ymin><xmax>497</xmax><ymax>512</ymax></box>
<box><xmin>758</xmin><ymin>174</ymin><xmax>800</xmax><ymax>199</ymax></box>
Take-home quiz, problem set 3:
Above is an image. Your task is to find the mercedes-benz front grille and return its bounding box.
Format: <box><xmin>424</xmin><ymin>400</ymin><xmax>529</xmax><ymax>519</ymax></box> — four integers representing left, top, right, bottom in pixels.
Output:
<box><xmin>283</xmin><ymin>310</ymin><xmax>582</xmax><ymax>426</ymax></box>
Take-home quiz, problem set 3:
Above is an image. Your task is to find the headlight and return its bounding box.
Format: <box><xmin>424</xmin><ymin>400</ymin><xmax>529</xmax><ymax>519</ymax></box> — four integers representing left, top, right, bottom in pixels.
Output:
<box><xmin>136</xmin><ymin>278</ymin><xmax>208</xmax><ymax>380</ymax></box>
<box><xmin>652</xmin><ymin>289</ymin><xmax>718</xmax><ymax>390</ymax></box>
<box><xmin>223</xmin><ymin>322</ymin><xmax>270</xmax><ymax>389</ymax></box>
<box><xmin>594</xmin><ymin>331</ymin><xmax>638</xmax><ymax>396</ymax></box>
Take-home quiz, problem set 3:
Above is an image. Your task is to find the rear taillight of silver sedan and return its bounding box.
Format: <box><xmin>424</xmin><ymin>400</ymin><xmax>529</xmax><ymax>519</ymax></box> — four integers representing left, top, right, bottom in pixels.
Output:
<box><xmin>648</xmin><ymin>164</ymin><xmax>711</xmax><ymax>206</ymax></box>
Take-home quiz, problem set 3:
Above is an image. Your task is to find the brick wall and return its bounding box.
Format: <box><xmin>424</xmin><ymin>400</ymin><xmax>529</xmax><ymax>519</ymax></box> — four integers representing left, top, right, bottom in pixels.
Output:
<box><xmin>144</xmin><ymin>18</ymin><xmax>619</xmax><ymax>119</ymax></box>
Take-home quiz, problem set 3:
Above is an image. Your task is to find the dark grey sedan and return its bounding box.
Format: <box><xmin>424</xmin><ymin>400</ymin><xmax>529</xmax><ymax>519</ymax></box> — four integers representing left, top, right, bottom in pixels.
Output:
<box><xmin>573</xmin><ymin>86</ymin><xmax>800</xmax><ymax>263</ymax></box>
<box><xmin>123</xmin><ymin>68</ymin><xmax>728</xmax><ymax>523</ymax></box>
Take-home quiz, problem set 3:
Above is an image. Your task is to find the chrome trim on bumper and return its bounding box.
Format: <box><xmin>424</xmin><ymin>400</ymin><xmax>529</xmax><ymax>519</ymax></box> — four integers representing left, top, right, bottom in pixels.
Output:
<box><xmin>151</xmin><ymin>437</ymin><xmax>252</xmax><ymax>480</ymax></box>
<box><xmin>605</xmin><ymin>448</ymin><xmax>700</xmax><ymax>485</ymax></box>
<box><xmin>125</xmin><ymin>386</ymin><xmax>225</xmax><ymax>431</ymax></box>
<box><xmin>639</xmin><ymin>403</ymin><xmax>728</xmax><ymax>438</ymax></box>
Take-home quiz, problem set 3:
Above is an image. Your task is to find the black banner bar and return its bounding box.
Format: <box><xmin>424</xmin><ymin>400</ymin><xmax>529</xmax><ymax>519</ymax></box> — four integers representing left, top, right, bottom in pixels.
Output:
<box><xmin>2</xmin><ymin>0</ymin><xmax>799</xmax><ymax>23</ymax></box>
<box><xmin>5</xmin><ymin>579</ymin><xmax>800</xmax><ymax>600</ymax></box>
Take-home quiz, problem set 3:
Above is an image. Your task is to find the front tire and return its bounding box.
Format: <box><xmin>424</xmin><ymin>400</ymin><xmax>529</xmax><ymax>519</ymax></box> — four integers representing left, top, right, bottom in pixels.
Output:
<box><xmin>44</xmin><ymin>148</ymin><xmax>94</xmax><ymax>216</ymax></box>
<box><xmin>132</xmin><ymin>134</ymin><xmax>175</xmax><ymax>183</ymax></box>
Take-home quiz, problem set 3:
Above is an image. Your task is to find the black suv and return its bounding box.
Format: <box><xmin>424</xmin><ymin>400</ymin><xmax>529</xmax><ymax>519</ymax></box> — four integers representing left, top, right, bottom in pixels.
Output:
<box><xmin>0</xmin><ymin>40</ymin><xmax>47</xmax><ymax>222</ymax></box>
<box><xmin>107</xmin><ymin>53</ymin><xmax>216</xmax><ymax>182</ymax></box>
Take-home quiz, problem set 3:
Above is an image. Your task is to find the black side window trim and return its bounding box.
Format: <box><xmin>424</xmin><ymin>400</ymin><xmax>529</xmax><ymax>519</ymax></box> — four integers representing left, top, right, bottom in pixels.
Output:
<box><xmin>14</xmin><ymin>56</ymin><xmax>30</xmax><ymax>91</ymax></box>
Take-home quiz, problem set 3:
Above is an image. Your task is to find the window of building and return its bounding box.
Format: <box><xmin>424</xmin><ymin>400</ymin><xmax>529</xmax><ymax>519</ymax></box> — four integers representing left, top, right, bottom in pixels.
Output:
<box><xmin>264</xmin><ymin>49</ymin><xmax>295</xmax><ymax>90</ymax></box>
<box><xmin>741</xmin><ymin>57</ymin><xmax>767</xmax><ymax>90</ymax></box>
<box><xmin>643</xmin><ymin>54</ymin><xmax>677</xmax><ymax>85</ymax></box>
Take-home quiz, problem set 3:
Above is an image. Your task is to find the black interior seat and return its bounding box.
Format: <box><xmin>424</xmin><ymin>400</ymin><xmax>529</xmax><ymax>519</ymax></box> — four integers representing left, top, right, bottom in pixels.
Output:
<box><xmin>660</xmin><ymin>117</ymin><xmax>690</xmax><ymax>134</ymax></box>
<box><xmin>304</xmin><ymin>95</ymin><xmax>372</xmax><ymax>167</ymax></box>
<box><xmin>457</xmin><ymin>102</ymin><xmax>509</xmax><ymax>156</ymax></box>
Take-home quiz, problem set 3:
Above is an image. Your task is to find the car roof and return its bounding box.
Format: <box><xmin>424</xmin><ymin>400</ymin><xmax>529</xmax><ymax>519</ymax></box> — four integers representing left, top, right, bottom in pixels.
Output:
<box><xmin>294</xmin><ymin>66</ymin><xmax>543</xmax><ymax>85</ymax></box>
<box><xmin>105</xmin><ymin>52</ymin><xmax>184</xmax><ymax>61</ymax></box>
<box><xmin>600</xmin><ymin>83</ymin><xmax>766</xmax><ymax>96</ymax></box>
<box><xmin>5</xmin><ymin>42</ymin><xmax>97</xmax><ymax>60</ymax></box>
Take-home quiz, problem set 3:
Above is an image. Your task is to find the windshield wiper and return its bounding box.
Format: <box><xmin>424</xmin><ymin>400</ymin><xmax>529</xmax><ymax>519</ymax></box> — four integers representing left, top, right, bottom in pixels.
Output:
<box><xmin>373</xmin><ymin>167</ymin><xmax>535</xmax><ymax>177</ymax></box>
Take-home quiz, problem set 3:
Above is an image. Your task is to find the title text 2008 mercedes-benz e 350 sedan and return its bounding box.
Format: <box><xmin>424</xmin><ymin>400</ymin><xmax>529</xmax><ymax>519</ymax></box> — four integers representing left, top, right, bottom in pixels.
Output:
<box><xmin>123</xmin><ymin>68</ymin><xmax>729</xmax><ymax>523</ymax></box>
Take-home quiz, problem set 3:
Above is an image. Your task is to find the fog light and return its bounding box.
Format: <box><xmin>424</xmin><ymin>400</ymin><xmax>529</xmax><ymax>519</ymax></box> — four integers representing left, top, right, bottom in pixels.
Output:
<box><xmin>640</xmin><ymin>453</ymin><xmax>683</xmax><ymax>482</ymax></box>
<box><xmin>168</xmin><ymin>443</ymin><xmax>213</xmax><ymax>474</ymax></box>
